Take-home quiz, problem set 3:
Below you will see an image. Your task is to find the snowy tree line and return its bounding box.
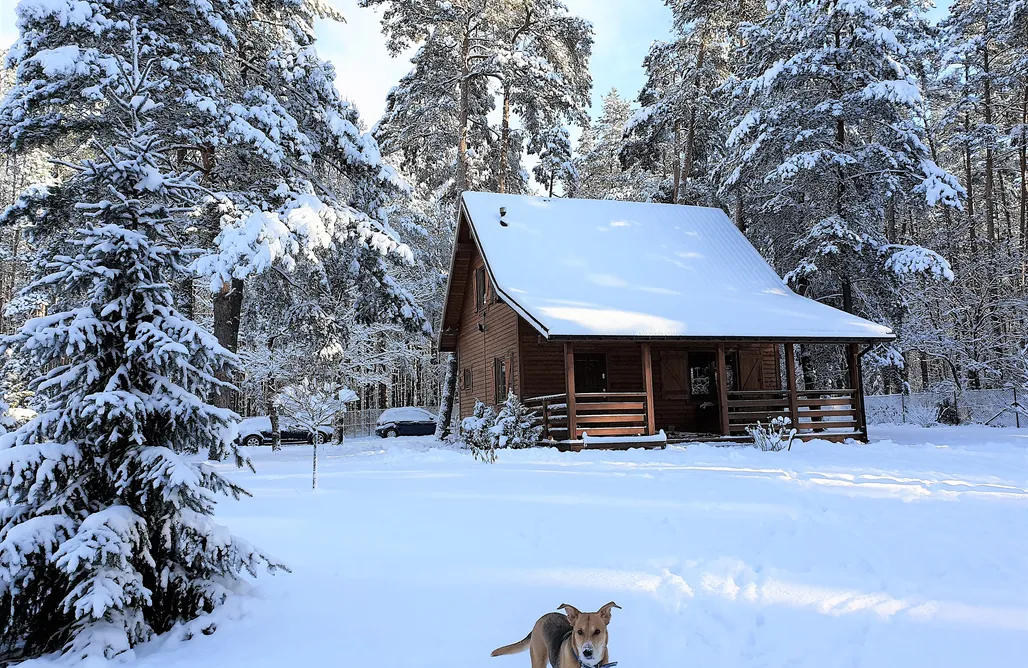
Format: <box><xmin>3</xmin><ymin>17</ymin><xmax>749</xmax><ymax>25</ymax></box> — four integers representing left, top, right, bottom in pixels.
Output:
<box><xmin>577</xmin><ymin>0</ymin><xmax>1027</xmax><ymax>400</ymax></box>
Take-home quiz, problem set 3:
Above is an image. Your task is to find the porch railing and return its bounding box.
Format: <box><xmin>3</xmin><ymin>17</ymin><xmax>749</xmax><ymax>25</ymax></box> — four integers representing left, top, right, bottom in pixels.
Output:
<box><xmin>726</xmin><ymin>389</ymin><xmax>862</xmax><ymax>435</ymax></box>
<box><xmin>525</xmin><ymin>392</ymin><xmax>651</xmax><ymax>441</ymax></box>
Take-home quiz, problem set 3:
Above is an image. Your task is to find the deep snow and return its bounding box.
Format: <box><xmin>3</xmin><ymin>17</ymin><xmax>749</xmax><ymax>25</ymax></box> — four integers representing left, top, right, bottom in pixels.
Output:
<box><xmin>26</xmin><ymin>425</ymin><xmax>1028</xmax><ymax>667</ymax></box>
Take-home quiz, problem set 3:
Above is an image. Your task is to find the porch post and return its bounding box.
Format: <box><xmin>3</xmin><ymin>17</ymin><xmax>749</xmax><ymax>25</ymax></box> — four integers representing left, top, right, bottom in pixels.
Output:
<box><xmin>715</xmin><ymin>343</ymin><xmax>730</xmax><ymax>436</ymax></box>
<box><xmin>847</xmin><ymin>342</ymin><xmax>868</xmax><ymax>440</ymax></box>
<box><xmin>641</xmin><ymin>342</ymin><xmax>656</xmax><ymax>436</ymax></box>
<box><xmin>564</xmin><ymin>342</ymin><xmax>577</xmax><ymax>440</ymax></box>
<box><xmin>784</xmin><ymin>343</ymin><xmax>799</xmax><ymax>429</ymax></box>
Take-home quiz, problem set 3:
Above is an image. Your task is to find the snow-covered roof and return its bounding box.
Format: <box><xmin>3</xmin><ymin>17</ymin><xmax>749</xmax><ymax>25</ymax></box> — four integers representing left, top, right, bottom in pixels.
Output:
<box><xmin>456</xmin><ymin>192</ymin><xmax>893</xmax><ymax>341</ymax></box>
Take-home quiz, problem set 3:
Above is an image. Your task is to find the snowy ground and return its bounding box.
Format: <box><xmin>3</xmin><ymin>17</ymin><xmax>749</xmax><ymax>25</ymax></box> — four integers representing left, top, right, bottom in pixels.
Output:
<box><xmin>32</xmin><ymin>425</ymin><xmax>1028</xmax><ymax>667</ymax></box>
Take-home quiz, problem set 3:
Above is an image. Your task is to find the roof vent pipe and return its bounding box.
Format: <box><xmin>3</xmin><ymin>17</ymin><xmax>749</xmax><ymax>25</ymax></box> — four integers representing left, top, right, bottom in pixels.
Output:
<box><xmin>499</xmin><ymin>207</ymin><xmax>508</xmax><ymax>227</ymax></box>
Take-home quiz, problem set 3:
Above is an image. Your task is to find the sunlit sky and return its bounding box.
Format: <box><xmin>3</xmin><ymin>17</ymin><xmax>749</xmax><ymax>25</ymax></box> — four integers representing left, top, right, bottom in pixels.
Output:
<box><xmin>0</xmin><ymin>0</ymin><xmax>953</xmax><ymax>129</ymax></box>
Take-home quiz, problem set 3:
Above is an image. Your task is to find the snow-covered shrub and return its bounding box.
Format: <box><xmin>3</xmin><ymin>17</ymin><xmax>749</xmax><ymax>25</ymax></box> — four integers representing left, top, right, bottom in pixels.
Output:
<box><xmin>459</xmin><ymin>400</ymin><xmax>499</xmax><ymax>463</ymax></box>
<box><xmin>459</xmin><ymin>394</ymin><xmax>541</xmax><ymax>463</ymax></box>
<box><xmin>905</xmin><ymin>392</ymin><xmax>941</xmax><ymax>427</ymax></box>
<box><xmin>491</xmin><ymin>392</ymin><xmax>543</xmax><ymax>450</ymax></box>
<box><xmin>747</xmin><ymin>417</ymin><xmax>797</xmax><ymax>452</ymax></box>
<box><xmin>276</xmin><ymin>380</ymin><xmax>357</xmax><ymax>488</ymax></box>
<box><xmin>0</xmin><ymin>35</ymin><xmax>282</xmax><ymax>661</ymax></box>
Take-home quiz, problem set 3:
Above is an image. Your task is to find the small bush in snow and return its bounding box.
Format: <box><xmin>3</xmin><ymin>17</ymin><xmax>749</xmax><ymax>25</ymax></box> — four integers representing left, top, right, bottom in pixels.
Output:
<box><xmin>905</xmin><ymin>392</ymin><xmax>941</xmax><ymax>427</ymax></box>
<box><xmin>459</xmin><ymin>400</ymin><xmax>499</xmax><ymax>463</ymax></box>
<box><xmin>747</xmin><ymin>416</ymin><xmax>797</xmax><ymax>452</ymax></box>
<box><xmin>459</xmin><ymin>393</ymin><xmax>541</xmax><ymax>463</ymax></box>
<box><xmin>492</xmin><ymin>392</ymin><xmax>543</xmax><ymax>450</ymax></box>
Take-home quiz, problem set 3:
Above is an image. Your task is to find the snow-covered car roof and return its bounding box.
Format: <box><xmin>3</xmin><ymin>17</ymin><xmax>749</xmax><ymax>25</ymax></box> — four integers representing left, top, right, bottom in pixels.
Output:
<box><xmin>378</xmin><ymin>407</ymin><xmax>435</xmax><ymax>424</ymax></box>
<box><xmin>450</xmin><ymin>192</ymin><xmax>893</xmax><ymax>341</ymax></box>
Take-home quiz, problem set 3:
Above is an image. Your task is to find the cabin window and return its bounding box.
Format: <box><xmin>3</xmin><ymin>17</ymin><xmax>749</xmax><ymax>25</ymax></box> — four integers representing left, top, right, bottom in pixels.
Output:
<box><xmin>493</xmin><ymin>358</ymin><xmax>507</xmax><ymax>404</ymax></box>
<box><xmin>475</xmin><ymin>267</ymin><xmax>486</xmax><ymax>312</ymax></box>
<box><xmin>462</xmin><ymin>367</ymin><xmax>473</xmax><ymax>392</ymax></box>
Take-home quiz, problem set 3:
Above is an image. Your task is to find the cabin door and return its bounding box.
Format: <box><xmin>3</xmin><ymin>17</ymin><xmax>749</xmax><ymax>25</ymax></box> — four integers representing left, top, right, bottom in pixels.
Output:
<box><xmin>574</xmin><ymin>354</ymin><xmax>608</xmax><ymax>393</ymax></box>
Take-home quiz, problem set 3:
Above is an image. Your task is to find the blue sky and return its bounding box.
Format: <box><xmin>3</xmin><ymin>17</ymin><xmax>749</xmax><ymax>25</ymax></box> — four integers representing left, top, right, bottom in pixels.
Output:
<box><xmin>1</xmin><ymin>0</ymin><xmax>951</xmax><ymax>128</ymax></box>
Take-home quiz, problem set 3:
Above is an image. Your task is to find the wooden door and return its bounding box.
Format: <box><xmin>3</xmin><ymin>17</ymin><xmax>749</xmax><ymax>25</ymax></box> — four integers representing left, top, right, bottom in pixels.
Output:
<box><xmin>574</xmin><ymin>354</ymin><xmax>608</xmax><ymax>393</ymax></box>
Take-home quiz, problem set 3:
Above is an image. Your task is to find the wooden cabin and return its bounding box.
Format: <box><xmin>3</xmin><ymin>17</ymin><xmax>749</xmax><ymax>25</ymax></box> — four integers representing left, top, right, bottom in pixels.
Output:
<box><xmin>438</xmin><ymin>193</ymin><xmax>893</xmax><ymax>449</ymax></box>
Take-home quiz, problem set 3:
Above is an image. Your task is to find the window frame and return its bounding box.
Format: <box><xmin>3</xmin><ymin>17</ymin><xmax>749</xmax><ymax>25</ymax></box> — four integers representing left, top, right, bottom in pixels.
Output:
<box><xmin>462</xmin><ymin>367</ymin><xmax>473</xmax><ymax>392</ymax></box>
<box><xmin>475</xmin><ymin>266</ymin><xmax>486</xmax><ymax>312</ymax></box>
<box><xmin>493</xmin><ymin>357</ymin><xmax>507</xmax><ymax>404</ymax></box>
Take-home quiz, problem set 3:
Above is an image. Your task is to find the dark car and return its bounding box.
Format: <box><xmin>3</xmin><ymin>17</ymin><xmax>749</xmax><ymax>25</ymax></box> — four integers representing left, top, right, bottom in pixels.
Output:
<box><xmin>375</xmin><ymin>407</ymin><xmax>437</xmax><ymax>438</ymax></box>
<box><xmin>237</xmin><ymin>416</ymin><xmax>334</xmax><ymax>447</ymax></box>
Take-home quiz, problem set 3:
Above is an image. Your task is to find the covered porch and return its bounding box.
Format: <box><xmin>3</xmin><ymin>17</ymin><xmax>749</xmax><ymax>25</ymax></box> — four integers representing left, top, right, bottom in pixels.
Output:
<box><xmin>523</xmin><ymin>340</ymin><xmax>868</xmax><ymax>450</ymax></box>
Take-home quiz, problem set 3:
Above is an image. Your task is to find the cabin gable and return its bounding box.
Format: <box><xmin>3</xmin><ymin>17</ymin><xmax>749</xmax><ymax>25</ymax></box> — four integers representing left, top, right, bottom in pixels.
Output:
<box><xmin>453</xmin><ymin>236</ymin><xmax>522</xmax><ymax>420</ymax></box>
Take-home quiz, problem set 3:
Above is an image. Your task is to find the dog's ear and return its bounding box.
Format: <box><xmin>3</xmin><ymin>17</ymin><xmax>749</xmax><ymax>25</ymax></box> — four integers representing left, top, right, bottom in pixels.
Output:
<box><xmin>598</xmin><ymin>602</ymin><xmax>621</xmax><ymax>624</ymax></box>
<box><xmin>559</xmin><ymin>604</ymin><xmax>581</xmax><ymax>624</ymax></box>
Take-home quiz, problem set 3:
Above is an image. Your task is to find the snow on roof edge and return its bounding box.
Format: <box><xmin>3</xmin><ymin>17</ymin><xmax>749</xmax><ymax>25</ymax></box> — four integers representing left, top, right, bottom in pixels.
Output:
<box><xmin>459</xmin><ymin>192</ymin><xmax>894</xmax><ymax>342</ymax></box>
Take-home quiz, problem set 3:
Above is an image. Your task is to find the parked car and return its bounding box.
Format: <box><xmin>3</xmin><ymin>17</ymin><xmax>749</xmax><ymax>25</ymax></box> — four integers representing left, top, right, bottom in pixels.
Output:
<box><xmin>375</xmin><ymin>407</ymin><xmax>437</xmax><ymax>438</ymax></box>
<box><xmin>237</xmin><ymin>416</ymin><xmax>334</xmax><ymax>447</ymax></box>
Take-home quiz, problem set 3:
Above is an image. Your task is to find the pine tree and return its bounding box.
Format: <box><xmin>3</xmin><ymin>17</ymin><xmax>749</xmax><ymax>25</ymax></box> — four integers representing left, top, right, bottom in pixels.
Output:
<box><xmin>721</xmin><ymin>0</ymin><xmax>962</xmax><ymax>338</ymax></box>
<box><xmin>2</xmin><ymin>0</ymin><xmax>424</xmax><ymax>390</ymax></box>
<box><xmin>0</xmin><ymin>31</ymin><xmax>280</xmax><ymax>661</ymax></box>
<box><xmin>622</xmin><ymin>0</ymin><xmax>764</xmax><ymax>206</ymax></box>
<box><xmin>529</xmin><ymin>125</ymin><xmax>576</xmax><ymax>196</ymax></box>
<box><xmin>575</xmin><ymin>89</ymin><xmax>653</xmax><ymax>200</ymax></box>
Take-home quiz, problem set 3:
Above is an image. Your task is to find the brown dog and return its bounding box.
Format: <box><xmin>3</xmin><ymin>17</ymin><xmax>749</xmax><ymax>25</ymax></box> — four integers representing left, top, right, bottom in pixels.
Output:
<box><xmin>491</xmin><ymin>603</ymin><xmax>621</xmax><ymax>668</ymax></box>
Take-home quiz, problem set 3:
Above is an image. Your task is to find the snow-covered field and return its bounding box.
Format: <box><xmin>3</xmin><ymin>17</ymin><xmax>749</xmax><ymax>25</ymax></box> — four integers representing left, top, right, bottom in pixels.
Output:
<box><xmin>38</xmin><ymin>425</ymin><xmax>1028</xmax><ymax>667</ymax></box>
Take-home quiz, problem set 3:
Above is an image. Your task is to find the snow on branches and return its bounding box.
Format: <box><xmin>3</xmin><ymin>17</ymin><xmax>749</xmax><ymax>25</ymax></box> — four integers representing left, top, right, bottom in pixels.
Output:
<box><xmin>0</xmin><ymin>27</ymin><xmax>282</xmax><ymax>661</ymax></box>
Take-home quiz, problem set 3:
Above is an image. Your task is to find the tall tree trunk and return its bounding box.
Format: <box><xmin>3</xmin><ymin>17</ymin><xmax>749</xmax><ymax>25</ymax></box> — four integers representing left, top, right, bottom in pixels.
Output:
<box><xmin>266</xmin><ymin>335</ymin><xmax>282</xmax><ymax>450</ymax></box>
<box><xmin>213</xmin><ymin>278</ymin><xmax>244</xmax><ymax>409</ymax></box>
<box><xmin>548</xmin><ymin>171</ymin><xmax>555</xmax><ymax>198</ymax></box>
<box><xmin>964</xmin><ymin>110</ymin><xmax>977</xmax><ymax>249</ymax></box>
<box><xmin>498</xmin><ymin>85</ymin><xmax>511</xmax><ymax>194</ymax></box>
<box><xmin>670</xmin><ymin>117</ymin><xmax>683</xmax><ymax>204</ymax></box>
<box><xmin>680</xmin><ymin>40</ymin><xmax>707</xmax><ymax>203</ymax></box>
<box><xmin>982</xmin><ymin>43</ymin><xmax>996</xmax><ymax>242</ymax></box>
<box><xmin>455</xmin><ymin>27</ymin><xmax>471</xmax><ymax>194</ymax></box>
<box><xmin>1020</xmin><ymin>85</ymin><xmax>1027</xmax><ymax>254</ymax></box>
<box><xmin>435</xmin><ymin>352</ymin><xmax>459</xmax><ymax>439</ymax></box>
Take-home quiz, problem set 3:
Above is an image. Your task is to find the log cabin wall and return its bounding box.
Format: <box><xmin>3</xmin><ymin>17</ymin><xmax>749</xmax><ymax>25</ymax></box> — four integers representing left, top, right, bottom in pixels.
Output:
<box><xmin>455</xmin><ymin>245</ymin><xmax>521</xmax><ymax>420</ymax></box>
<box><xmin>517</xmin><ymin>317</ymin><xmax>565</xmax><ymax>398</ymax></box>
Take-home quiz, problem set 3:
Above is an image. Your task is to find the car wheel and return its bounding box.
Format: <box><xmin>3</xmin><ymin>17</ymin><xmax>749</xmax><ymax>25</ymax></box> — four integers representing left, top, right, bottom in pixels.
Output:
<box><xmin>312</xmin><ymin>431</ymin><xmax>328</xmax><ymax>445</ymax></box>
<box><xmin>385</xmin><ymin>428</ymin><xmax>398</xmax><ymax>438</ymax></box>
<box><xmin>244</xmin><ymin>435</ymin><xmax>262</xmax><ymax>448</ymax></box>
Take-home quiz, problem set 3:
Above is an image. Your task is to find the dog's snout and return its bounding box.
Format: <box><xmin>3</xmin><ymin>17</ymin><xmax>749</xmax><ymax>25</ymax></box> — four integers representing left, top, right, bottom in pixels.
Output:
<box><xmin>582</xmin><ymin>648</ymin><xmax>593</xmax><ymax>658</ymax></box>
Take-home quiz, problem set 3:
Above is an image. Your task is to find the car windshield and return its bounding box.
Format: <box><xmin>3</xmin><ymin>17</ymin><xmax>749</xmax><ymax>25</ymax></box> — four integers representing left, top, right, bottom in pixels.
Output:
<box><xmin>378</xmin><ymin>407</ymin><xmax>433</xmax><ymax>424</ymax></box>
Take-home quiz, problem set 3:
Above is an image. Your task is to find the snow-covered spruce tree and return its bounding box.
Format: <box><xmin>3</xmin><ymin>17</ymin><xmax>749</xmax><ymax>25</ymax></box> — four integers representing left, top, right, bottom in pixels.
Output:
<box><xmin>721</xmin><ymin>0</ymin><xmax>963</xmax><ymax>374</ymax></box>
<box><xmin>529</xmin><ymin>125</ymin><xmax>576</xmax><ymax>196</ymax></box>
<box><xmin>3</xmin><ymin>0</ymin><xmax>425</xmax><ymax>387</ymax></box>
<box><xmin>574</xmin><ymin>89</ymin><xmax>654</xmax><ymax>201</ymax></box>
<box><xmin>491</xmin><ymin>392</ymin><xmax>542</xmax><ymax>450</ymax></box>
<box><xmin>459</xmin><ymin>400</ymin><xmax>499</xmax><ymax>463</ymax></box>
<box><xmin>0</xmin><ymin>34</ymin><xmax>280</xmax><ymax>661</ymax></box>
